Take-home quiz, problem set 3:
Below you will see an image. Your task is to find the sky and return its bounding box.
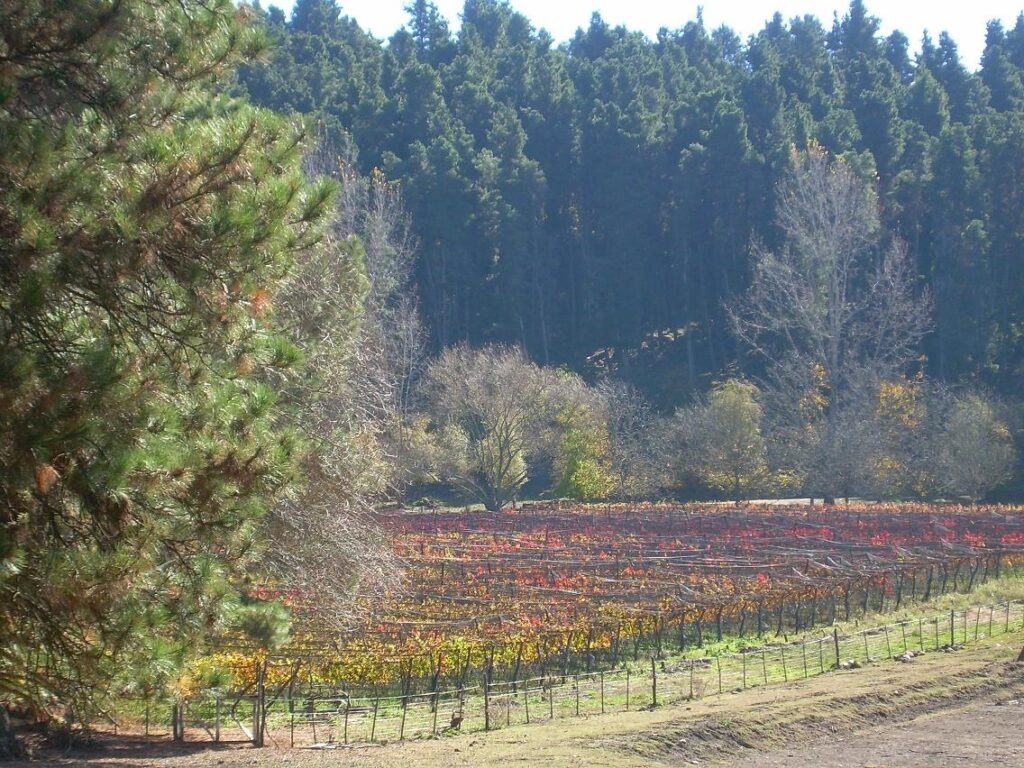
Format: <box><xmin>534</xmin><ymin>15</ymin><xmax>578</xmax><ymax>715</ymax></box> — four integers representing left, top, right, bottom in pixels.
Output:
<box><xmin>275</xmin><ymin>0</ymin><xmax>1024</xmax><ymax>70</ymax></box>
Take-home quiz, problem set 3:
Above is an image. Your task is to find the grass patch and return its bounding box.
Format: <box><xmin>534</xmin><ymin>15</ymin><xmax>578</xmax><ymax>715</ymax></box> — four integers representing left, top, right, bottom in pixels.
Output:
<box><xmin>609</xmin><ymin>569</ymin><xmax>1024</xmax><ymax>672</ymax></box>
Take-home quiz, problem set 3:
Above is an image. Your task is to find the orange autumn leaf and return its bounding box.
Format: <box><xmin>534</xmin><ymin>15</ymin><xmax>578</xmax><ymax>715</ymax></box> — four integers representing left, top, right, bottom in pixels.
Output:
<box><xmin>35</xmin><ymin>463</ymin><xmax>59</xmax><ymax>494</ymax></box>
<box><xmin>250</xmin><ymin>288</ymin><xmax>272</xmax><ymax>317</ymax></box>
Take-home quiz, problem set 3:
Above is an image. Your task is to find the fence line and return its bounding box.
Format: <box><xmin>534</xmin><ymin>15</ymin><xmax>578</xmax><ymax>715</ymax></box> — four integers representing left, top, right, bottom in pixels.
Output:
<box><xmin>125</xmin><ymin>599</ymin><xmax>1024</xmax><ymax>747</ymax></box>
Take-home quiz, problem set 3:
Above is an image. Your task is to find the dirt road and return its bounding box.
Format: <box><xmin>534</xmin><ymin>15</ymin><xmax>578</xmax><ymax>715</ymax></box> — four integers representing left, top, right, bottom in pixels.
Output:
<box><xmin>724</xmin><ymin>698</ymin><xmax>1023</xmax><ymax>767</ymax></box>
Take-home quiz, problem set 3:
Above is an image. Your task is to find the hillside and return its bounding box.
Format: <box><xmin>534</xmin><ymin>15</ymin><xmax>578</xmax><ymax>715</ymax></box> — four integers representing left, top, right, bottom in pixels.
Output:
<box><xmin>240</xmin><ymin>0</ymin><xmax>1024</xmax><ymax>402</ymax></box>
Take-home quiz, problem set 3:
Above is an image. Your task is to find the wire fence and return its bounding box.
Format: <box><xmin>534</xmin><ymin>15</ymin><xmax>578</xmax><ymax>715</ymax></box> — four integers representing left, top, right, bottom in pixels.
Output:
<box><xmin>121</xmin><ymin>599</ymin><xmax>1024</xmax><ymax>747</ymax></box>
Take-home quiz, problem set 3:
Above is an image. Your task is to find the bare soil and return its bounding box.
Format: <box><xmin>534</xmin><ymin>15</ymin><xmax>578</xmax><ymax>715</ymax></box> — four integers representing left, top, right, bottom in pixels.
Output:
<box><xmin>721</xmin><ymin>698</ymin><xmax>1024</xmax><ymax>767</ymax></box>
<box><xmin>12</xmin><ymin>633</ymin><xmax>1024</xmax><ymax>768</ymax></box>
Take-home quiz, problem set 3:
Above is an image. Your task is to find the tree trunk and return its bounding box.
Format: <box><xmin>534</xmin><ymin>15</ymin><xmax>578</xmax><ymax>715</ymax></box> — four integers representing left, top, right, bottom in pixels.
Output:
<box><xmin>0</xmin><ymin>708</ymin><xmax>26</xmax><ymax>759</ymax></box>
<box><xmin>253</xmin><ymin>660</ymin><xmax>267</xmax><ymax>747</ymax></box>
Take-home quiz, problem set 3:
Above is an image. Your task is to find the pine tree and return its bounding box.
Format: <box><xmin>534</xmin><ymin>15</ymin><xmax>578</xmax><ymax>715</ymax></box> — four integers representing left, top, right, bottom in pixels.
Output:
<box><xmin>291</xmin><ymin>0</ymin><xmax>343</xmax><ymax>37</ymax></box>
<box><xmin>405</xmin><ymin>0</ymin><xmax>456</xmax><ymax>66</ymax></box>
<box><xmin>982</xmin><ymin>21</ymin><xmax>1024</xmax><ymax>111</ymax></box>
<box><xmin>0</xmin><ymin>0</ymin><xmax>336</xmax><ymax>728</ymax></box>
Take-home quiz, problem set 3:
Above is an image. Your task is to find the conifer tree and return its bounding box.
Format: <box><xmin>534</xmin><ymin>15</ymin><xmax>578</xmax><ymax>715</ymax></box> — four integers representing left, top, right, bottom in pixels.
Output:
<box><xmin>0</xmin><ymin>0</ymin><xmax>337</xmax><ymax>732</ymax></box>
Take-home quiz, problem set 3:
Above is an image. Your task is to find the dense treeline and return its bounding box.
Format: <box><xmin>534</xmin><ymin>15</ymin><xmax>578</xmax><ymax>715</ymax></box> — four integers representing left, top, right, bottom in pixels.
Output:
<box><xmin>239</xmin><ymin>0</ymin><xmax>1024</xmax><ymax>404</ymax></box>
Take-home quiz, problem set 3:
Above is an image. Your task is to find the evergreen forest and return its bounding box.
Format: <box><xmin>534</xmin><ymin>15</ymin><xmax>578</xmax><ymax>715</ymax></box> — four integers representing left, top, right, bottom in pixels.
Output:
<box><xmin>240</xmin><ymin>0</ymin><xmax>1024</xmax><ymax>406</ymax></box>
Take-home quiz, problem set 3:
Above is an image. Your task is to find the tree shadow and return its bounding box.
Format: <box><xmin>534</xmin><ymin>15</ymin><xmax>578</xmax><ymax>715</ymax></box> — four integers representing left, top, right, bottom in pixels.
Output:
<box><xmin>13</xmin><ymin>732</ymin><xmax>254</xmax><ymax>767</ymax></box>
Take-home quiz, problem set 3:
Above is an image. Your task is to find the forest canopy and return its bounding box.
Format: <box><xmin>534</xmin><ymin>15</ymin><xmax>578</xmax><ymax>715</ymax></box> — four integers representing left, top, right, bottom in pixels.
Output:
<box><xmin>238</xmin><ymin>0</ymin><xmax>1024</xmax><ymax>407</ymax></box>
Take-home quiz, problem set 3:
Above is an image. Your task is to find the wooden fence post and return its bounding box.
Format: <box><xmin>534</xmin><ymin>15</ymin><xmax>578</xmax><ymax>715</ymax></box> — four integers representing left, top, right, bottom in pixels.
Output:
<box><xmin>833</xmin><ymin>628</ymin><xmax>841</xmax><ymax>669</ymax></box>
<box><xmin>650</xmin><ymin>660</ymin><xmax>657</xmax><ymax>708</ymax></box>
<box><xmin>254</xmin><ymin>661</ymin><xmax>266</xmax><ymax>748</ymax></box>
<box><xmin>484</xmin><ymin>676</ymin><xmax>491</xmax><ymax>731</ymax></box>
<box><xmin>310</xmin><ymin>696</ymin><xmax>318</xmax><ymax>745</ymax></box>
<box><xmin>171</xmin><ymin>702</ymin><xmax>185</xmax><ymax>742</ymax></box>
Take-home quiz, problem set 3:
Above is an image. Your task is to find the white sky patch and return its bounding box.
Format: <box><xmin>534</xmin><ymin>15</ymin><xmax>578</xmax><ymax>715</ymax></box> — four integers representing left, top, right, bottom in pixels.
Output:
<box><xmin>271</xmin><ymin>0</ymin><xmax>1024</xmax><ymax>69</ymax></box>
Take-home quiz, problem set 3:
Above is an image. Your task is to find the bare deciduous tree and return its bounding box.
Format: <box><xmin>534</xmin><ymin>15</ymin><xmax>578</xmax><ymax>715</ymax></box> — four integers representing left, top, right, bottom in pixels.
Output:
<box><xmin>269</xmin><ymin>227</ymin><xmax>400</xmax><ymax>629</ymax></box>
<box><xmin>731</xmin><ymin>148</ymin><xmax>932</xmax><ymax>497</ymax></box>
<box><xmin>336</xmin><ymin>159</ymin><xmax>429</xmax><ymax>487</ymax></box>
<box><xmin>258</xmin><ymin>144</ymin><xmax>429</xmax><ymax>628</ymax></box>
<box><xmin>307</xmin><ymin>141</ymin><xmax>427</xmax><ymax>426</ymax></box>
<box><xmin>596</xmin><ymin>380</ymin><xmax>668</xmax><ymax>499</ymax></box>
<box><xmin>423</xmin><ymin>345</ymin><xmax>562</xmax><ymax>510</ymax></box>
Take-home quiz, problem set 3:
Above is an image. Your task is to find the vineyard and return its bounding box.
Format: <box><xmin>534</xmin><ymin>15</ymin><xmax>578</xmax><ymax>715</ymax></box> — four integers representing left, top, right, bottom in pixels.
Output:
<box><xmin>189</xmin><ymin>503</ymin><xmax>1024</xmax><ymax>702</ymax></box>
<box><xmin>163</xmin><ymin>599</ymin><xmax>1024</xmax><ymax>747</ymax></box>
